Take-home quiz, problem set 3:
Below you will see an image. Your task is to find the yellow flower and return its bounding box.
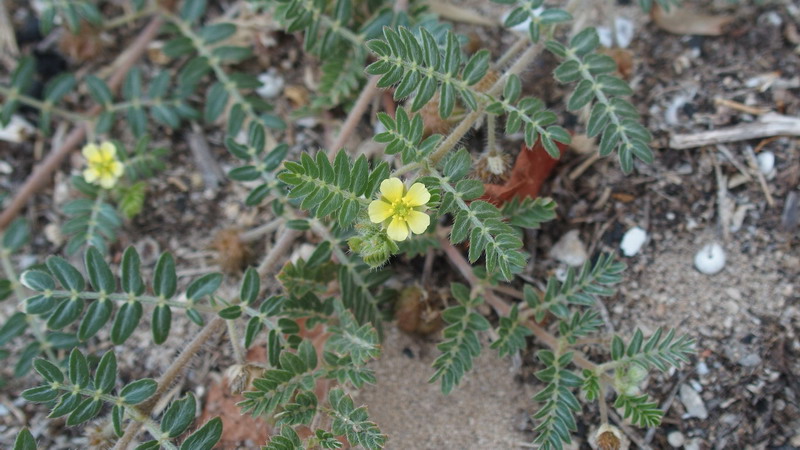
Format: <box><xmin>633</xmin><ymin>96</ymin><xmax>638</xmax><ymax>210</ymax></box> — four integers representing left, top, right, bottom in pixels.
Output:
<box><xmin>368</xmin><ymin>178</ymin><xmax>431</xmax><ymax>241</ymax></box>
<box><xmin>82</xmin><ymin>141</ymin><xmax>124</xmax><ymax>189</ymax></box>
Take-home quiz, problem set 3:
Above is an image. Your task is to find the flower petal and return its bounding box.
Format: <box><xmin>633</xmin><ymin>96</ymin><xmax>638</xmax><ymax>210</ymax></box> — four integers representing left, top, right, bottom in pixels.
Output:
<box><xmin>404</xmin><ymin>183</ymin><xmax>430</xmax><ymax>207</ymax></box>
<box><xmin>99</xmin><ymin>176</ymin><xmax>115</xmax><ymax>189</ymax></box>
<box><xmin>386</xmin><ymin>217</ymin><xmax>409</xmax><ymax>241</ymax></box>
<box><xmin>99</xmin><ymin>141</ymin><xmax>116</xmax><ymax>158</ymax></box>
<box><xmin>379</xmin><ymin>177</ymin><xmax>405</xmax><ymax>203</ymax></box>
<box><xmin>82</xmin><ymin>144</ymin><xmax>100</xmax><ymax>162</ymax></box>
<box><xmin>405</xmin><ymin>210</ymin><xmax>430</xmax><ymax>234</ymax></box>
<box><xmin>83</xmin><ymin>168</ymin><xmax>98</xmax><ymax>183</ymax></box>
<box><xmin>368</xmin><ymin>200</ymin><xmax>394</xmax><ymax>223</ymax></box>
<box><xmin>110</xmin><ymin>161</ymin><xmax>124</xmax><ymax>177</ymax></box>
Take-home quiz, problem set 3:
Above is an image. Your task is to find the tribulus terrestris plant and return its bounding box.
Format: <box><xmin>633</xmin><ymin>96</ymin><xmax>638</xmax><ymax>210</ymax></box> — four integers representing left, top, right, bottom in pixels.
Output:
<box><xmin>0</xmin><ymin>0</ymin><xmax>695</xmax><ymax>449</ymax></box>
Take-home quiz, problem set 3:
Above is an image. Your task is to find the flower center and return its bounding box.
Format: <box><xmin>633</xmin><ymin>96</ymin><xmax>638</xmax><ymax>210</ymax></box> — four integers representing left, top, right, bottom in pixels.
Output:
<box><xmin>391</xmin><ymin>199</ymin><xmax>412</xmax><ymax>220</ymax></box>
<box><xmin>94</xmin><ymin>159</ymin><xmax>116</xmax><ymax>176</ymax></box>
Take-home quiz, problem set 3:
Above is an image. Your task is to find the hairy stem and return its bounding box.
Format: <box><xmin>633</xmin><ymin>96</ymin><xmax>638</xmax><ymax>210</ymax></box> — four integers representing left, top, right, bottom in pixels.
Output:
<box><xmin>113</xmin><ymin>317</ymin><xmax>225</xmax><ymax>450</ymax></box>
<box><xmin>0</xmin><ymin>85</ymin><xmax>90</xmax><ymax>123</ymax></box>
<box><xmin>0</xmin><ymin>249</ymin><xmax>58</xmax><ymax>362</ymax></box>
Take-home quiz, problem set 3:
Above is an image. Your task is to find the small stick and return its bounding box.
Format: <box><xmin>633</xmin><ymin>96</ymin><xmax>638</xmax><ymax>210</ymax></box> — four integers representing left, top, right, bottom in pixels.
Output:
<box><xmin>257</xmin><ymin>228</ymin><xmax>301</xmax><ymax>277</ymax></box>
<box><xmin>713</xmin><ymin>97</ymin><xmax>770</xmax><ymax>116</ymax></box>
<box><xmin>670</xmin><ymin>113</ymin><xmax>800</xmax><ymax>149</ymax></box>
<box><xmin>327</xmin><ymin>75</ymin><xmax>380</xmax><ymax>157</ymax></box>
<box><xmin>743</xmin><ymin>146</ymin><xmax>775</xmax><ymax>207</ymax></box>
<box><xmin>187</xmin><ymin>123</ymin><xmax>225</xmax><ymax>191</ymax></box>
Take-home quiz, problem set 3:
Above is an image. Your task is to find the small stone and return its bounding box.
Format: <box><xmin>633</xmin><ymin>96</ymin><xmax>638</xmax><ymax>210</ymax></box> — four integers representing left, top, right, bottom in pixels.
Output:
<box><xmin>44</xmin><ymin>223</ymin><xmax>64</xmax><ymax>246</ymax></box>
<box><xmin>0</xmin><ymin>115</ymin><xmax>35</xmax><ymax>143</ymax></box>
<box><xmin>724</xmin><ymin>287</ymin><xmax>742</xmax><ymax>301</ymax></box>
<box><xmin>696</xmin><ymin>361</ymin><xmax>710</xmax><ymax>376</ymax></box>
<box><xmin>680</xmin><ymin>384</ymin><xmax>708</xmax><ymax>419</ymax></box>
<box><xmin>667</xmin><ymin>431</ymin><xmax>685</xmax><ymax>447</ymax></box>
<box><xmin>620</xmin><ymin>227</ymin><xmax>647</xmax><ymax>257</ymax></box>
<box><xmin>256</xmin><ymin>69</ymin><xmax>285</xmax><ymax>99</ymax></box>
<box><xmin>614</xmin><ymin>17</ymin><xmax>635</xmax><ymax>49</ymax></box>
<box><xmin>684</xmin><ymin>438</ymin><xmax>702</xmax><ymax>450</ymax></box>
<box><xmin>757</xmin><ymin>151</ymin><xmax>775</xmax><ymax>175</ymax></box>
<box><xmin>694</xmin><ymin>243</ymin><xmax>726</xmax><ymax>275</ymax></box>
<box><xmin>549</xmin><ymin>230</ymin><xmax>588</xmax><ymax>267</ymax></box>
<box><xmin>596</xmin><ymin>26</ymin><xmax>614</xmax><ymax>48</ymax></box>
<box><xmin>738</xmin><ymin>353</ymin><xmax>762</xmax><ymax>367</ymax></box>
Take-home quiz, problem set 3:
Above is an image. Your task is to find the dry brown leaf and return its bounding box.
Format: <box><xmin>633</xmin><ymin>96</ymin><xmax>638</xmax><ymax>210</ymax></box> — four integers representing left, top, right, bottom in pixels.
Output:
<box><xmin>480</xmin><ymin>139</ymin><xmax>566</xmax><ymax>206</ymax></box>
<box><xmin>651</xmin><ymin>4</ymin><xmax>733</xmax><ymax>36</ymax></box>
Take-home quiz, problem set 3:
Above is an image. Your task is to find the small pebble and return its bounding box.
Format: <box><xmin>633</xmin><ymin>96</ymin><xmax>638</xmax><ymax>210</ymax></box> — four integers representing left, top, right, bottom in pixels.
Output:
<box><xmin>680</xmin><ymin>384</ymin><xmax>708</xmax><ymax>419</ymax></box>
<box><xmin>614</xmin><ymin>17</ymin><xmax>635</xmax><ymax>49</ymax></box>
<box><xmin>0</xmin><ymin>115</ymin><xmax>35</xmax><ymax>143</ymax></box>
<box><xmin>256</xmin><ymin>69</ymin><xmax>285</xmax><ymax>99</ymax></box>
<box><xmin>684</xmin><ymin>438</ymin><xmax>702</xmax><ymax>450</ymax></box>
<box><xmin>738</xmin><ymin>353</ymin><xmax>762</xmax><ymax>367</ymax></box>
<box><xmin>549</xmin><ymin>230</ymin><xmax>588</xmax><ymax>267</ymax></box>
<box><xmin>596</xmin><ymin>26</ymin><xmax>614</xmax><ymax>48</ymax></box>
<box><xmin>757</xmin><ymin>151</ymin><xmax>775</xmax><ymax>175</ymax></box>
<box><xmin>694</xmin><ymin>243</ymin><xmax>726</xmax><ymax>275</ymax></box>
<box><xmin>696</xmin><ymin>361</ymin><xmax>709</xmax><ymax>376</ymax></box>
<box><xmin>667</xmin><ymin>431</ymin><xmax>685</xmax><ymax>447</ymax></box>
<box><xmin>620</xmin><ymin>226</ymin><xmax>647</xmax><ymax>257</ymax></box>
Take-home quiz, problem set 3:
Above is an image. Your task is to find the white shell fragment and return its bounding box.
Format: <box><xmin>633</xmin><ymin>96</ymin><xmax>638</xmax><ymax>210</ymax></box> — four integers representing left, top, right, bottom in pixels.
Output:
<box><xmin>620</xmin><ymin>227</ymin><xmax>647</xmax><ymax>257</ymax></box>
<box><xmin>694</xmin><ymin>243</ymin><xmax>726</xmax><ymax>275</ymax></box>
<box><xmin>256</xmin><ymin>69</ymin><xmax>285</xmax><ymax>99</ymax></box>
<box><xmin>596</xmin><ymin>26</ymin><xmax>614</xmax><ymax>48</ymax></box>
<box><xmin>757</xmin><ymin>151</ymin><xmax>775</xmax><ymax>175</ymax></box>
<box><xmin>0</xmin><ymin>115</ymin><xmax>35</xmax><ymax>143</ymax></box>
<box><xmin>614</xmin><ymin>17</ymin><xmax>635</xmax><ymax>49</ymax></box>
<box><xmin>549</xmin><ymin>230</ymin><xmax>588</xmax><ymax>267</ymax></box>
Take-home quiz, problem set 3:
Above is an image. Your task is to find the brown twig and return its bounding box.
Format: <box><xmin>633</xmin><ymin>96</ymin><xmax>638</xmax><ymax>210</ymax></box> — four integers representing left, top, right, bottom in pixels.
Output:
<box><xmin>327</xmin><ymin>75</ymin><xmax>380</xmax><ymax>157</ymax></box>
<box><xmin>0</xmin><ymin>16</ymin><xmax>165</xmax><ymax>230</ymax></box>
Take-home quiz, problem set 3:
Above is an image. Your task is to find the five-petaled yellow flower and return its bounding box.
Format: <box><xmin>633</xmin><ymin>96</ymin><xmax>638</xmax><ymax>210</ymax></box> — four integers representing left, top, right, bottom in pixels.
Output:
<box><xmin>368</xmin><ymin>178</ymin><xmax>431</xmax><ymax>241</ymax></box>
<box><xmin>82</xmin><ymin>141</ymin><xmax>124</xmax><ymax>189</ymax></box>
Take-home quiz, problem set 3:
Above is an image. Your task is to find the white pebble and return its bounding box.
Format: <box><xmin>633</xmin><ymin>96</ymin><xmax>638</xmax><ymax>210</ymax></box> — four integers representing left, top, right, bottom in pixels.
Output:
<box><xmin>667</xmin><ymin>431</ymin><xmax>685</xmax><ymax>447</ymax></box>
<box><xmin>614</xmin><ymin>17</ymin><xmax>635</xmax><ymax>49</ymax></box>
<box><xmin>0</xmin><ymin>115</ymin><xmax>35</xmax><ymax>143</ymax></box>
<box><xmin>596</xmin><ymin>26</ymin><xmax>614</xmax><ymax>48</ymax></box>
<box><xmin>256</xmin><ymin>69</ymin><xmax>285</xmax><ymax>99</ymax></box>
<box><xmin>694</xmin><ymin>243</ymin><xmax>726</xmax><ymax>275</ymax></box>
<box><xmin>549</xmin><ymin>230</ymin><xmax>588</xmax><ymax>267</ymax></box>
<box><xmin>757</xmin><ymin>151</ymin><xmax>775</xmax><ymax>175</ymax></box>
<box><xmin>620</xmin><ymin>226</ymin><xmax>647</xmax><ymax>257</ymax></box>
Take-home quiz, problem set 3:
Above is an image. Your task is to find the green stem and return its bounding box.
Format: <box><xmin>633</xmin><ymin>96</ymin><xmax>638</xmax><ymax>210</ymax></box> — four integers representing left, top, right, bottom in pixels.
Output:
<box><xmin>0</xmin><ymin>248</ymin><xmax>58</xmax><ymax>362</ymax></box>
<box><xmin>159</xmin><ymin>9</ymin><xmax>276</xmax><ymax>145</ymax></box>
<box><xmin>49</xmin><ymin>383</ymin><xmax>176</xmax><ymax>449</ymax></box>
<box><xmin>0</xmin><ymin>85</ymin><xmax>90</xmax><ymax>123</ymax></box>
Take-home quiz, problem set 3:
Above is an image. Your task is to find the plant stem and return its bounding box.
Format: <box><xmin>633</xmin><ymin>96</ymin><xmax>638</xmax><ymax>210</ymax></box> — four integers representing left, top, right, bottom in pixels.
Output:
<box><xmin>0</xmin><ymin>85</ymin><xmax>91</xmax><ymax>123</ymax></box>
<box><xmin>0</xmin><ymin>249</ymin><xmax>58</xmax><ymax>362</ymax></box>
<box><xmin>327</xmin><ymin>75</ymin><xmax>379</xmax><ymax>158</ymax></box>
<box><xmin>226</xmin><ymin>318</ymin><xmax>246</xmax><ymax>364</ymax></box>
<box><xmin>257</xmin><ymin>228</ymin><xmax>301</xmax><ymax>277</ymax></box>
<box><xmin>395</xmin><ymin>40</ymin><xmax>546</xmax><ymax>177</ymax></box>
<box><xmin>113</xmin><ymin>317</ymin><xmax>225</xmax><ymax>450</ymax></box>
<box><xmin>438</xmin><ymin>238</ymin><xmax>601</xmax><ymax>372</ymax></box>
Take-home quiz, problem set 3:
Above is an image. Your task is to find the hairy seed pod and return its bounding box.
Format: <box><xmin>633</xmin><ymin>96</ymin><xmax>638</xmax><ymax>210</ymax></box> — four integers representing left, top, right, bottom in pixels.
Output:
<box><xmin>595</xmin><ymin>424</ymin><xmax>623</xmax><ymax>450</ymax></box>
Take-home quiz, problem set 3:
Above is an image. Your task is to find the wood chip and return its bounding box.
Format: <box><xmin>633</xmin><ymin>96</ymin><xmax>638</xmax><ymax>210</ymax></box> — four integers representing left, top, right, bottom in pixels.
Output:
<box><xmin>670</xmin><ymin>113</ymin><xmax>800</xmax><ymax>149</ymax></box>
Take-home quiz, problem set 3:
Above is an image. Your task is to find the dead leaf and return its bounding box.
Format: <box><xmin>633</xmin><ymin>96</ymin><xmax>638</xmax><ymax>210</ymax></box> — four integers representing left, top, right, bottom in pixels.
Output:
<box><xmin>284</xmin><ymin>85</ymin><xmax>309</xmax><ymax>107</ymax></box>
<box><xmin>651</xmin><ymin>4</ymin><xmax>733</xmax><ymax>36</ymax></box>
<box><xmin>479</xmin><ymin>139</ymin><xmax>566</xmax><ymax>206</ymax></box>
